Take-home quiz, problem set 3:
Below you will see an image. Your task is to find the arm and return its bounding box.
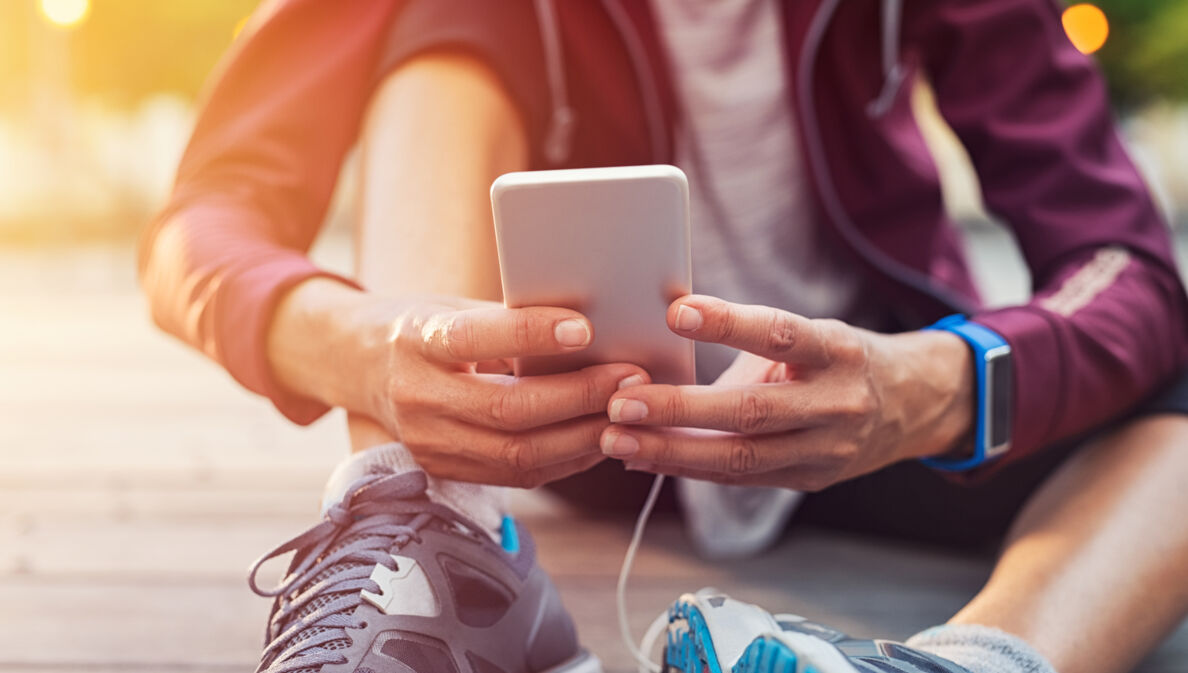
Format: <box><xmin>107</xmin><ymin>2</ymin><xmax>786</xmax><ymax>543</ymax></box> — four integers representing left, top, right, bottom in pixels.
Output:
<box><xmin>138</xmin><ymin>0</ymin><xmax>402</xmax><ymax>422</ymax></box>
<box><xmin>595</xmin><ymin>0</ymin><xmax>1187</xmax><ymax>488</ymax></box>
<box><xmin>266</xmin><ymin>54</ymin><xmax>648</xmax><ymax>485</ymax></box>
<box><xmin>141</xmin><ymin>3</ymin><xmax>647</xmax><ymax>486</ymax></box>
<box><xmin>908</xmin><ymin>0</ymin><xmax>1188</xmax><ymax>456</ymax></box>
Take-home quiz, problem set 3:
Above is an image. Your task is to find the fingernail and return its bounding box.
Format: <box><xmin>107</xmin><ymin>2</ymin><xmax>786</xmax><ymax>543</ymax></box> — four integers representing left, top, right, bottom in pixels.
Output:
<box><xmin>609</xmin><ymin>398</ymin><xmax>648</xmax><ymax>423</ymax></box>
<box><xmin>674</xmin><ymin>305</ymin><xmax>703</xmax><ymax>331</ymax></box>
<box><xmin>601</xmin><ymin>431</ymin><xmax>639</xmax><ymax>457</ymax></box>
<box><xmin>617</xmin><ymin>374</ymin><xmax>646</xmax><ymax>390</ymax></box>
<box><xmin>624</xmin><ymin>461</ymin><xmax>655</xmax><ymax>472</ymax></box>
<box><xmin>555</xmin><ymin>319</ymin><xmax>591</xmax><ymax>347</ymax></box>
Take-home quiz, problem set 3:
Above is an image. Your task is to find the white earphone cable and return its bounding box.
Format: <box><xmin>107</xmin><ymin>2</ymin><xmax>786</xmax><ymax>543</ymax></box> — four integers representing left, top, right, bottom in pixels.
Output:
<box><xmin>617</xmin><ymin>473</ymin><xmax>667</xmax><ymax>673</ymax></box>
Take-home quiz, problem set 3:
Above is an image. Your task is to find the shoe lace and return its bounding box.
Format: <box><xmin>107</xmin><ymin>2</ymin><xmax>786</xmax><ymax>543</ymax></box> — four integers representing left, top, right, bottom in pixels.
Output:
<box><xmin>246</xmin><ymin>470</ymin><xmax>486</xmax><ymax>673</ymax></box>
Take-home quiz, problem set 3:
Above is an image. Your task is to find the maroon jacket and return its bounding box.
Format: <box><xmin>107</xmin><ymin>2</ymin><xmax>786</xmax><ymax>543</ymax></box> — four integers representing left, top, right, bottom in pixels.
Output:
<box><xmin>139</xmin><ymin>0</ymin><xmax>1188</xmax><ymax>475</ymax></box>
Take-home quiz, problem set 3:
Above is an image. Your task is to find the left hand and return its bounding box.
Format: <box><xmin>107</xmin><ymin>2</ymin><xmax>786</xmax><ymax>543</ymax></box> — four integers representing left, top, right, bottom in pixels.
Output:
<box><xmin>598</xmin><ymin>295</ymin><xmax>975</xmax><ymax>490</ymax></box>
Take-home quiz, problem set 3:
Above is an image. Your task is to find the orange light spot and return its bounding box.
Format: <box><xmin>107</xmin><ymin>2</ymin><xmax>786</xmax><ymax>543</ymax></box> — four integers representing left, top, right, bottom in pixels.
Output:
<box><xmin>1062</xmin><ymin>4</ymin><xmax>1109</xmax><ymax>55</ymax></box>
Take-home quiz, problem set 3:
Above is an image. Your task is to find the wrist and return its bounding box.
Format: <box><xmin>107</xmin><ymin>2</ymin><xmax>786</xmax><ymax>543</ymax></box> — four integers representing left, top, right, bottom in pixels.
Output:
<box><xmin>882</xmin><ymin>329</ymin><xmax>974</xmax><ymax>461</ymax></box>
<box><xmin>266</xmin><ymin>277</ymin><xmax>386</xmax><ymax>415</ymax></box>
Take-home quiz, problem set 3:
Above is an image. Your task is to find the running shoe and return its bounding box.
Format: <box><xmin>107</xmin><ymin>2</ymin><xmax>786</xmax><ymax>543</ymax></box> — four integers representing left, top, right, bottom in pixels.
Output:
<box><xmin>661</xmin><ymin>589</ymin><xmax>969</xmax><ymax>673</ymax></box>
<box><xmin>248</xmin><ymin>468</ymin><xmax>600</xmax><ymax>673</ymax></box>
<box><xmin>676</xmin><ymin>480</ymin><xmax>804</xmax><ymax>559</ymax></box>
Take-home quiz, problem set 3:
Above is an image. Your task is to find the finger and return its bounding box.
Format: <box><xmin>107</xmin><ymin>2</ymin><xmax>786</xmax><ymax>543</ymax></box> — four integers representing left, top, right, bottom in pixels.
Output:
<box><xmin>421</xmin><ymin>306</ymin><xmax>594</xmax><ymax>363</ymax></box>
<box><xmin>714</xmin><ymin>352</ymin><xmax>785</xmax><ymax>385</ymax></box>
<box><xmin>608</xmin><ymin>383</ymin><xmax>817</xmax><ymax>434</ymax></box>
<box><xmin>405</xmin><ymin>412</ymin><xmax>608</xmax><ymax>479</ymax></box>
<box><xmin>667</xmin><ymin>295</ymin><xmax>831</xmax><ymax>367</ymax></box>
<box><xmin>599</xmin><ymin>425</ymin><xmax>805</xmax><ymax>476</ymax></box>
<box><xmin>415</xmin><ymin>449</ymin><xmax>606</xmax><ymax>488</ymax></box>
<box><xmin>505</xmin><ymin>452</ymin><xmax>607</xmax><ymax>488</ymax></box>
<box><xmin>449</xmin><ymin>363</ymin><xmax>650</xmax><ymax>431</ymax></box>
<box><xmin>472</xmin><ymin>413</ymin><xmax>613</xmax><ymax>470</ymax></box>
<box><xmin>621</xmin><ymin>460</ymin><xmax>831</xmax><ymax>491</ymax></box>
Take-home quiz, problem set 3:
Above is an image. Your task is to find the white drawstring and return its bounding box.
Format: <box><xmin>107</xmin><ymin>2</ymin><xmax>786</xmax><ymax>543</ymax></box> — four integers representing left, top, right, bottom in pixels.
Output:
<box><xmin>617</xmin><ymin>473</ymin><xmax>667</xmax><ymax>673</ymax></box>
<box><xmin>534</xmin><ymin>0</ymin><xmax>576</xmax><ymax>165</ymax></box>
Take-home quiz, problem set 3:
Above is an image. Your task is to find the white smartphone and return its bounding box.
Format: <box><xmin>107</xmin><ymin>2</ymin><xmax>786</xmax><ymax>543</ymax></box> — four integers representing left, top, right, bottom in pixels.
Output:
<box><xmin>490</xmin><ymin>165</ymin><xmax>695</xmax><ymax>385</ymax></box>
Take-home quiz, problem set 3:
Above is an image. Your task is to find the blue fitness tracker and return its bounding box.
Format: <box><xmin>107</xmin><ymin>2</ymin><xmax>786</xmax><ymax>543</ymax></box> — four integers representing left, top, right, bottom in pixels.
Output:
<box><xmin>922</xmin><ymin>314</ymin><xmax>1013</xmax><ymax>471</ymax></box>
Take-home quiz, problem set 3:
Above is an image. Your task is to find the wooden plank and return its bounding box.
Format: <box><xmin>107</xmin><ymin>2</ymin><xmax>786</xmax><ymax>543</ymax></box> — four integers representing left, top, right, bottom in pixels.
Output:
<box><xmin>2</xmin><ymin>239</ymin><xmax>1188</xmax><ymax>672</ymax></box>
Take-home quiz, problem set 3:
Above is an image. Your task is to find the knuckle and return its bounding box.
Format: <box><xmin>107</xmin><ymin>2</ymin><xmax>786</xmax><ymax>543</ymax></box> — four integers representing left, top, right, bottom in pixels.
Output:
<box><xmin>512</xmin><ymin>312</ymin><xmax>537</xmax><ymax>353</ymax></box>
<box><xmin>660</xmin><ymin>390</ymin><xmax>687</xmax><ymax>424</ymax></box>
<box><xmin>847</xmin><ymin>385</ymin><xmax>878</xmax><ymax>418</ymax></box>
<box><xmin>582</xmin><ymin>372</ymin><xmax>606</xmax><ymax>413</ymax></box>
<box><xmin>727</xmin><ymin>436</ymin><xmax>762</xmax><ymax>475</ymax></box>
<box><xmin>735</xmin><ymin>390</ymin><xmax>774</xmax><ymax>434</ymax></box>
<box><xmin>766</xmin><ymin>312</ymin><xmax>799</xmax><ymax>355</ymax></box>
<box><xmin>820</xmin><ymin>320</ymin><xmax>863</xmax><ymax>362</ymax></box>
<box><xmin>490</xmin><ymin>390</ymin><xmax>528</xmax><ymax>429</ymax></box>
<box><xmin>714</xmin><ymin>305</ymin><xmax>739</xmax><ymax>342</ymax></box>
<box><xmin>498</xmin><ymin>434</ymin><xmax>536</xmax><ymax>473</ymax></box>
<box><xmin>438</xmin><ymin>316</ymin><xmax>473</xmax><ymax>361</ymax></box>
<box><xmin>736</xmin><ymin>390</ymin><xmax>774</xmax><ymax>437</ymax></box>
<box><xmin>831</xmin><ymin>440</ymin><xmax>860</xmax><ymax>463</ymax></box>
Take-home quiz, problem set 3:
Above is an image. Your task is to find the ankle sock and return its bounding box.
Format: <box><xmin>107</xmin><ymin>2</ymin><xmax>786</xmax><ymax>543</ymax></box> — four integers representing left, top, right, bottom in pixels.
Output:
<box><xmin>321</xmin><ymin>443</ymin><xmax>506</xmax><ymax>542</ymax></box>
<box><xmin>906</xmin><ymin>624</ymin><xmax>1056</xmax><ymax>673</ymax></box>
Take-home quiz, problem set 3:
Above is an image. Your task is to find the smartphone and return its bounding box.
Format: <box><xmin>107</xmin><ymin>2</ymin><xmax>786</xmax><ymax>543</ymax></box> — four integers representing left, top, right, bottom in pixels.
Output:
<box><xmin>490</xmin><ymin>164</ymin><xmax>695</xmax><ymax>385</ymax></box>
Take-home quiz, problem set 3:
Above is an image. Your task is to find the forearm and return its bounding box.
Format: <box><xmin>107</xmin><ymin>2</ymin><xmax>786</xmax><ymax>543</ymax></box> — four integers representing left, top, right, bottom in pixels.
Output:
<box><xmin>976</xmin><ymin>250</ymin><xmax>1188</xmax><ymax>457</ymax></box>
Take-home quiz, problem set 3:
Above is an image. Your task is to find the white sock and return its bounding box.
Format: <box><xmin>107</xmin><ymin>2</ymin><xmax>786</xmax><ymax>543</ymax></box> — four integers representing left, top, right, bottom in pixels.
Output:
<box><xmin>906</xmin><ymin>624</ymin><xmax>1057</xmax><ymax>673</ymax></box>
<box><xmin>320</xmin><ymin>442</ymin><xmax>507</xmax><ymax>542</ymax></box>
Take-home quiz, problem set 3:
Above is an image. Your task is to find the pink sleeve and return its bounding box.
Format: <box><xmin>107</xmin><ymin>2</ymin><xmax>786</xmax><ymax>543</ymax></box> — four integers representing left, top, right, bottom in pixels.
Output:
<box><xmin>138</xmin><ymin>0</ymin><xmax>399</xmax><ymax>423</ymax></box>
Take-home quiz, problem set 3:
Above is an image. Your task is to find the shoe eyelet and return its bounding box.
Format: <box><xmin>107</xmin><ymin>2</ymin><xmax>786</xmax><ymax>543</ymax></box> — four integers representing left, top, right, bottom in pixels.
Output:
<box><xmin>357</xmin><ymin>621</ymin><xmax>369</xmax><ymax>630</ymax></box>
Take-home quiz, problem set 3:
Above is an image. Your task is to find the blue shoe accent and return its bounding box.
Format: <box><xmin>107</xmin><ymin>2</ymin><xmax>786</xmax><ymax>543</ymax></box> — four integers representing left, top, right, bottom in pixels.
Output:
<box><xmin>663</xmin><ymin>600</ymin><xmax>725</xmax><ymax>673</ymax></box>
<box><xmin>658</xmin><ymin>589</ymin><xmax>974</xmax><ymax>673</ymax></box>
<box><xmin>500</xmin><ymin>514</ymin><xmax>520</xmax><ymax>553</ymax></box>
<box><xmin>732</xmin><ymin>636</ymin><xmax>802</xmax><ymax>673</ymax></box>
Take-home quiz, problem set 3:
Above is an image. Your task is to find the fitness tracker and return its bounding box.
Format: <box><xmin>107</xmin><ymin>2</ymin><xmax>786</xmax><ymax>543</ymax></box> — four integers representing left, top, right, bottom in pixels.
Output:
<box><xmin>921</xmin><ymin>314</ymin><xmax>1013</xmax><ymax>471</ymax></box>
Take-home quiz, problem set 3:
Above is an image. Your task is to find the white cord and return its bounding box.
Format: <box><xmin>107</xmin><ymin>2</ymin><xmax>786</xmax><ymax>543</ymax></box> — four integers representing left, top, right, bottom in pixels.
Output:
<box><xmin>617</xmin><ymin>473</ymin><xmax>666</xmax><ymax>673</ymax></box>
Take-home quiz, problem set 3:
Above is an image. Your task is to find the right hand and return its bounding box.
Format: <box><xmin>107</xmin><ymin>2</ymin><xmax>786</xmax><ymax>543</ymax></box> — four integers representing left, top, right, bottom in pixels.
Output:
<box><xmin>357</xmin><ymin>297</ymin><xmax>650</xmax><ymax>487</ymax></box>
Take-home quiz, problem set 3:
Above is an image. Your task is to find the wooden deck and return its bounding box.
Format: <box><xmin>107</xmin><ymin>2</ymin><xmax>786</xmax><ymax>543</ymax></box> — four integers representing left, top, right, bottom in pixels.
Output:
<box><xmin>1</xmin><ymin>240</ymin><xmax>1185</xmax><ymax>672</ymax></box>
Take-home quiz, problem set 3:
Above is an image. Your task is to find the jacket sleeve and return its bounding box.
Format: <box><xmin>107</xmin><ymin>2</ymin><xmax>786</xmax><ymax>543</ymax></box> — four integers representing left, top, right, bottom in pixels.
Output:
<box><xmin>907</xmin><ymin>0</ymin><xmax>1188</xmax><ymax>460</ymax></box>
<box><xmin>137</xmin><ymin>0</ymin><xmax>401</xmax><ymax>424</ymax></box>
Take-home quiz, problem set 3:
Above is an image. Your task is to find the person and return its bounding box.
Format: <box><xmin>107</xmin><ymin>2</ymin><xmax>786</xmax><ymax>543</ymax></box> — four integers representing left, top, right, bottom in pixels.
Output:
<box><xmin>138</xmin><ymin>1</ymin><xmax>1188</xmax><ymax>672</ymax></box>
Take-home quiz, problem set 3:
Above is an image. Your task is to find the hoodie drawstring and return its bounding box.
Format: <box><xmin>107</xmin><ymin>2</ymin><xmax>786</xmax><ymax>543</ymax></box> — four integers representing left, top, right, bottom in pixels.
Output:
<box><xmin>867</xmin><ymin>0</ymin><xmax>906</xmax><ymax>118</ymax></box>
<box><xmin>534</xmin><ymin>0</ymin><xmax>577</xmax><ymax>165</ymax></box>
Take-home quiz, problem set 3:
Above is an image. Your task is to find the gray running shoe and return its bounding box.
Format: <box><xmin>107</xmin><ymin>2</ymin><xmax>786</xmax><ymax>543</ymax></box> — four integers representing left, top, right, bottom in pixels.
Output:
<box><xmin>248</xmin><ymin>469</ymin><xmax>600</xmax><ymax>673</ymax></box>
<box><xmin>662</xmin><ymin>589</ymin><xmax>970</xmax><ymax>673</ymax></box>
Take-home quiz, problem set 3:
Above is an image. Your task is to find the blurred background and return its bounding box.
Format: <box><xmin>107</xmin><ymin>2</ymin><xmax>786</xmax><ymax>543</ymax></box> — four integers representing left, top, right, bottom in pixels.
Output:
<box><xmin>0</xmin><ymin>0</ymin><xmax>1186</xmax><ymax>243</ymax></box>
<box><xmin>0</xmin><ymin>1</ymin><xmax>1186</xmax><ymax>671</ymax></box>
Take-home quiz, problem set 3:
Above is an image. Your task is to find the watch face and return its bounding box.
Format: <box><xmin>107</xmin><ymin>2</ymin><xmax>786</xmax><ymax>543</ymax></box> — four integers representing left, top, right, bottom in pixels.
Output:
<box><xmin>987</xmin><ymin>349</ymin><xmax>1013</xmax><ymax>450</ymax></box>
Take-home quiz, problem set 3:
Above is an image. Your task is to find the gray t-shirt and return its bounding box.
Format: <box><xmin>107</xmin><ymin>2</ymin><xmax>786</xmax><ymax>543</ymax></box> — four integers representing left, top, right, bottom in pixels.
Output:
<box><xmin>650</xmin><ymin>0</ymin><xmax>875</xmax><ymax>383</ymax></box>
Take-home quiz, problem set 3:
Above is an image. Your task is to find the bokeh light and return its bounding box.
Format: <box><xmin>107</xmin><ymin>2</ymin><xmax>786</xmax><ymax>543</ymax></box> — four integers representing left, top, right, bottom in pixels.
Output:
<box><xmin>1062</xmin><ymin>4</ymin><xmax>1109</xmax><ymax>55</ymax></box>
<box><xmin>39</xmin><ymin>0</ymin><xmax>90</xmax><ymax>29</ymax></box>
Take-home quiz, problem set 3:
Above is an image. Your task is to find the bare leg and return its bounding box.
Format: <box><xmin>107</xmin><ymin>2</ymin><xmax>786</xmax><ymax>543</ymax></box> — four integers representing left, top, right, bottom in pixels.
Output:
<box><xmin>950</xmin><ymin>415</ymin><xmax>1188</xmax><ymax>673</ymax></box>
<box><xmin>347</xmin><ymin>52</ymin><xmax>528</xmax><ymax>452</ymax></box>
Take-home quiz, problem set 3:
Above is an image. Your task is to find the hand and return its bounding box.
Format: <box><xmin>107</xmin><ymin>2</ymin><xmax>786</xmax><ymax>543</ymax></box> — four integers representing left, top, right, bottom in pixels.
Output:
<box><xmin>371</xmin><ymin>297</ymin><xmax>653</xmax><ymax>486</ymax></box>
<box><xmin>598</xmin><ymin>295</ymin><xmax>972</xmax><ymax>490</ymax></box>
<box><xmin>268</xmin><ymin>282</ymin><xmax>649</xmax><ymax>487</ymax></box>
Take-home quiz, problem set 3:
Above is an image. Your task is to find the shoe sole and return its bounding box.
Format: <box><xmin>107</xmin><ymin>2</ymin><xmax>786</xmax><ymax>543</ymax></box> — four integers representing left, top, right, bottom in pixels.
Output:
<box><xmin>545</xmin><ymin>648</ymin><xmax>604</xmax><ymax>673</ymax></box>
<box><xmin>664</xmin><ymin>603</ymin><xmax>853</xmax><ymax>673</ymax></box>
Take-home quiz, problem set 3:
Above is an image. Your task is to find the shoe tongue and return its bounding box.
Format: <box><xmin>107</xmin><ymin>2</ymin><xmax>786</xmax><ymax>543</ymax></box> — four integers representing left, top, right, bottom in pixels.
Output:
<box><xmin>320</xmin><ymin>445</ymin><xmax>425</xmax><ymax>515</ymax></box>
